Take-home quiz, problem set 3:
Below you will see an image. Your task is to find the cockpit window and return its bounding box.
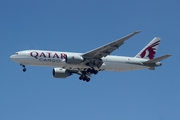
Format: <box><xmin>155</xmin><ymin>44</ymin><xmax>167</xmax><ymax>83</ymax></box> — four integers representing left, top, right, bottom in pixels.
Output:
<box><xmin>14</xmin><ymin>53</ymin><xmax>18</xmax><ymax>55</ymax></box>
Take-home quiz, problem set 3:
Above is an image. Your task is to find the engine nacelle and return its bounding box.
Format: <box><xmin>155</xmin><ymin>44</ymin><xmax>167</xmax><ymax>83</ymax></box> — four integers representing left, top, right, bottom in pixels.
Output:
<box><xmin>52</xmin><ymin>68</ymin><xmax>71</xmax><ymax>78</ymax></box>
<box><xmin>65</xmin><ymin>55</ymin><xmax>84</xmax><ymax>64</ymax></box>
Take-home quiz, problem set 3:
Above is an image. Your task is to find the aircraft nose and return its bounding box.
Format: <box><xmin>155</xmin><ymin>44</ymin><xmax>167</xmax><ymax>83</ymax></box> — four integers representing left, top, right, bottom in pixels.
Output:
<box><xmin>10</xmin><ymin>55</ymin><xmax>13</xmax><ymax>59</ymax></box>
<box><xmin>10</xmin><ymin>55</ymin><xmax>19</xmax><ymax>62</ymax></box>
<box><xmin>10</xmin><ymin>54</ymin><xmax>17</xmax><ymax>61</ymax></box>
<box><xmin>10</xmin><ymin>55</ymin><xmax>14</xmax><ymax>59</ymax></box>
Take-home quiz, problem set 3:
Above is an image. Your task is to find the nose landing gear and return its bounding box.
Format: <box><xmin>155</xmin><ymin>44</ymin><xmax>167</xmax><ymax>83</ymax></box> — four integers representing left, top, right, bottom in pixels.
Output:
<box><xmin>20</xmin><ymin>64</ymin><xmax>26</xmax><ymax>72</ymax></box>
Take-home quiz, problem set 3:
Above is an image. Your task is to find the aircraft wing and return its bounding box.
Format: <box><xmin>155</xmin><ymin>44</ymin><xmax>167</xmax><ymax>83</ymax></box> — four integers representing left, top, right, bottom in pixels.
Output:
<box><xmin>81</xmin><ymin>31</ymin><xmax>141</xmax><ymax>68</ymax></box>
<box><xmin>82</xmin><ymin>31</ymin><xmax>141</xmax><ymax>59</ymax></box>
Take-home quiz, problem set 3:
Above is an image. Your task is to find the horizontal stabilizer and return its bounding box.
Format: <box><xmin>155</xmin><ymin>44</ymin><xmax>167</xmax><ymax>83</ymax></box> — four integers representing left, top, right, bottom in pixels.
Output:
<box><xmin>144</xmin><ymin>54</ymin><xmax>171</xmax><ymax>63</ymax></box>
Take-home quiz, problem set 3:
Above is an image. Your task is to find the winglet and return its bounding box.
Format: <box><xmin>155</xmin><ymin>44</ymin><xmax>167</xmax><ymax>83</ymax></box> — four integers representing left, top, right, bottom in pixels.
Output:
<box><xmin>135</xmin><ymin>30</ymin><xmax>142</xmax><ymax>34</ymax></box>
<box><xmin>131</xmin><ymin>30</ymin><xmax>142</xmax><ymax>37</ymax></box>
<box><xmin>120</xmin><ymin>30</ymin><xmax>142</xmax><ymax>43</ymax></box>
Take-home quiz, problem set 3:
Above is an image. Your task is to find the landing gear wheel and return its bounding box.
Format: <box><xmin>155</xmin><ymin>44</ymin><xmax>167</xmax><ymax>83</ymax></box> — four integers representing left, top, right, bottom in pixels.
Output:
<box><xmin>79</xmin><ymin>76</ymin><xmax>83</xmax><ymax>80</ymax></box>
<box><xmin>86</xmin><ymin>78</ymin><xmax>90</xmax><ymax>82</ymax></box>
<box><xmin>83</xmin><ymin>77</ymin><xmax>86</xmax><ymax>81</ymax></box>
<box><xmin>23</xmin><ymin>68</ymin><xmax>26</xmax><ymax>72</ymax></box>
<box><xmin>93</xmin><ymin>70</ymin><xmax>98</xmax><ymax>74</ymax></box>
<box><xmin>87</xmin><ymin>68</ymin><xmax>98</xmax><ymax>75</ymax></box>
<box><xmin>79</xmin><ymin>75</ymin><xmax>90</xmax><ymax>82</ymax></box>
<box><xmin>87</xmin><ymin>68</ymin><xmax>91</xmax><ymax>72</ymax></box>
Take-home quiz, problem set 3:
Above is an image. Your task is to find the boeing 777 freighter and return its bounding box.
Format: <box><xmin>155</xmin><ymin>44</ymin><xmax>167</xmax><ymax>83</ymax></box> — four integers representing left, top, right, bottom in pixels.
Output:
<box><xmin>10</xmin><ymin>31</ymin><xmax>171</xmax><ymax>82</ymax></box>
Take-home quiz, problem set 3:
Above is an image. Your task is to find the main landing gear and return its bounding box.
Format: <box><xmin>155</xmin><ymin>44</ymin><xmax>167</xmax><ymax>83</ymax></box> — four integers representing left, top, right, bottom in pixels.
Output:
<box><xmin>78</xmin><ymin>68</ymin><xmax>99</xmax><ymax>82</ymax></box>
<box><xmin>86</xmin><ymin>62</ymin><xmax>99</xmax><ymax>75</ymax></box>
<box><xmin>87</xmin><ymin>68</ymin><xmax>98</xmax><ymax>74</ymax></box>
<box><xmin>79</xmin><ymin>76</ymin><xmax>90</xmax><ymax>82</ymax></box>
<box><xmin>20</xmin><ymin>64</ymin><xmax>26</xmax><ymax>72</ymax></box>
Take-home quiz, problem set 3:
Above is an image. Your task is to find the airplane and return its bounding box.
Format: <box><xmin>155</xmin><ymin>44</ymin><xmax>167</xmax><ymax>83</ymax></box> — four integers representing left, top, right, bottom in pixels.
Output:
<box><xmin>10</xmin><ymin>31</ymin><xmax>171</xmax><ymax>82</ymax></box>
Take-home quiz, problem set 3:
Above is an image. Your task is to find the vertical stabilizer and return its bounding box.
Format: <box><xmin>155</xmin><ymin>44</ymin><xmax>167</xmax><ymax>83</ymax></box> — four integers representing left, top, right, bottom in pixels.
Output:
<box><xmin>135</xmin><ymin>37</ymin><xmax>160</xmax><ymax>60</ymax></box>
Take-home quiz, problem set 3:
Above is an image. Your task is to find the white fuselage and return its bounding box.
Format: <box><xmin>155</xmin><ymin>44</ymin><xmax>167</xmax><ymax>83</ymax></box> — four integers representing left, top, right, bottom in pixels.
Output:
<box><xmin>10</xmin><ymin>50</ymin><xmax>150</xmax><ymax>72</ymax></box>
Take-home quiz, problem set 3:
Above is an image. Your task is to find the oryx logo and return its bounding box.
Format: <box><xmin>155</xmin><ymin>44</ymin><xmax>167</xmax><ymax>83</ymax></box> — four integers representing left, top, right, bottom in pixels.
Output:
<box><xmin>140</xmin><ymin>40</ymin><xmax>160</xmax><ymax>59</ymax></box>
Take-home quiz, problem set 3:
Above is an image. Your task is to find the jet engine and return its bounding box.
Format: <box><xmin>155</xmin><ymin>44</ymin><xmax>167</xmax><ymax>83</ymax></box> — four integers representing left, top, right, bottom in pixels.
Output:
<box><xmin>52</xmin><ymin>68</ymin><xmax>71</xmax><ymax>78</ymax></box>
<box><xmin>65</xmin><ymin>55</ymin><xmax>84</xmax><ymax>64</ymax></box>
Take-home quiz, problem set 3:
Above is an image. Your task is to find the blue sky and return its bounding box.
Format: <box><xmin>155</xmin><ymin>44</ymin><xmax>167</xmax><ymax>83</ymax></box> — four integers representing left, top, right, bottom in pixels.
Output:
<box><xmin>0</xmin><ymin>0</ymin><xmax>179</xmax><ymax>120</ymax></box>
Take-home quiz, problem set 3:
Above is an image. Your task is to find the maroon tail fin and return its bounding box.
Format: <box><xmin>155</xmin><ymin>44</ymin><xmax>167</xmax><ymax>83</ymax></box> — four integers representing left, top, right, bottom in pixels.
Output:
<box><xmin>135</xmin><ymin>37</ymin><xmax>160</xmax><ymax>60</ymax></box>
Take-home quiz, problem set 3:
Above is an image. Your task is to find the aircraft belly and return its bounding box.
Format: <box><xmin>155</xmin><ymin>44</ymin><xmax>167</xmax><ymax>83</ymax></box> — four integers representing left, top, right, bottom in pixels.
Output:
<box><xmin>63</xmin><ymin>64</ymin><xmax>87</xmax><ymax>70</ymax></box>
<box><xmin>103</xmin><ymin>62</ymin><xmax>147</xmax><ymax>72</ymax></box>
